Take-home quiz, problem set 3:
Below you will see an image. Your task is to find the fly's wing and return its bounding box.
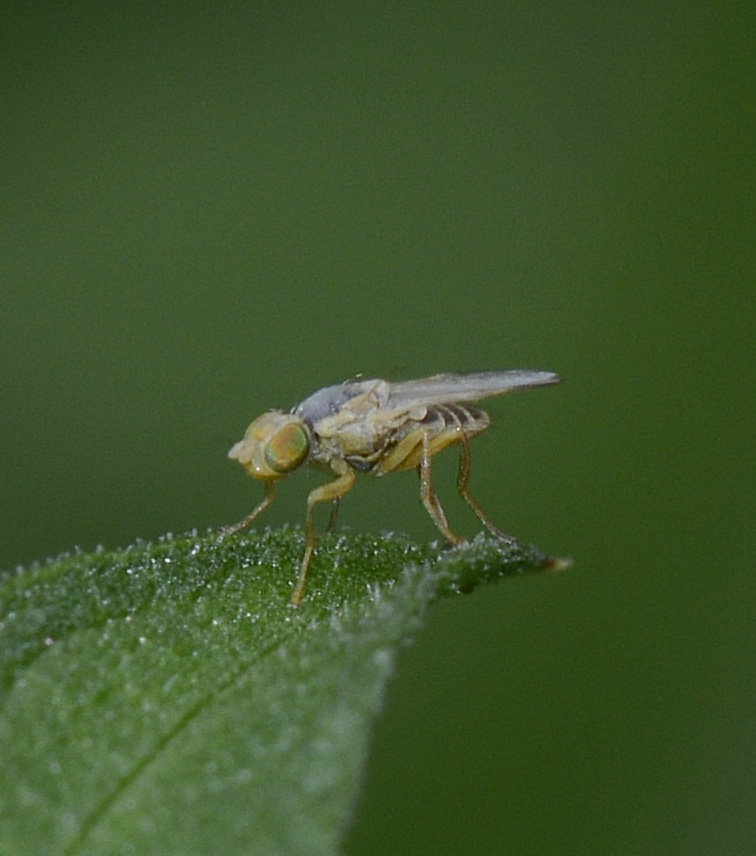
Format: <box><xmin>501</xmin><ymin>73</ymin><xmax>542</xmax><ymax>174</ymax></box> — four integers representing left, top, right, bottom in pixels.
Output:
<box><xmin>386</xmin><ymin>370</ymin><xmax>560</xmax><ymax>408</ymax></box>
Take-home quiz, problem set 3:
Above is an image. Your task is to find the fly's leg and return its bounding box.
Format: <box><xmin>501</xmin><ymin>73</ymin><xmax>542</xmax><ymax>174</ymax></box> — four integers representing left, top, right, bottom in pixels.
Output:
<box><xmin>291</xmin><ymin>469</ymin><xmax>356</xmax><ymax>606</ymax></box>
<box><xmin>420</xmin><ymin>474</ymin><xmax>453</xmax><ymax>538</ymax></box>
<box><xmin>418</xmin><ymin>432</ymin><xmax>465</xmax><ymax>545</ymax></box>
<box><xmin>221</xmin><ymin>481</ymin><xmax>276</xmax><ymax>535</ymax></box>
<box><xmin>326</xmin><ymin>497</ymin><xmax>340</xmax><ymax>533</ymax></box>
<box><xmin>457</xmin><ymin>433</ymin><xmax>516</xmax><ymax>546</ymax></box>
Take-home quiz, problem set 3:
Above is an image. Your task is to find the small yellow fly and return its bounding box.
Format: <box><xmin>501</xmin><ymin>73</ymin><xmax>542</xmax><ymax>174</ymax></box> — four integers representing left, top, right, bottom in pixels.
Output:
<box><xmin>224</xmin><ymin>370</ymin><xmax>560</xmax><ymax>605</ymax></box>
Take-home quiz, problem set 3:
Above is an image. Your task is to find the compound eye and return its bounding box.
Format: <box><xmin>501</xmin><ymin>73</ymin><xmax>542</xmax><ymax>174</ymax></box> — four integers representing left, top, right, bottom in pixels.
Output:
<box><xmin>265</xmin><ymin>422</ymin><xmax>309</xmax><ymax>473</ymax></box>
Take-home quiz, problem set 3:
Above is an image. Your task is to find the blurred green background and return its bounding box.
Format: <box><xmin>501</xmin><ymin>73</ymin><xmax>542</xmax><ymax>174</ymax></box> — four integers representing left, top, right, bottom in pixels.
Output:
<box><xmin>1</xmin><ymin>2</ymin><xmax>753</xmax><ymax>853</ymax></box>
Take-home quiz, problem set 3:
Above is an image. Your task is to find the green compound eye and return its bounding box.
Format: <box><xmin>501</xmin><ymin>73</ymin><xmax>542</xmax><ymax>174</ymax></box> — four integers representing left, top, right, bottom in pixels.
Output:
<box><xmin>265</xmin><ymin>422</ymin><xmax>309</xmax><ymax>473</ymax></box>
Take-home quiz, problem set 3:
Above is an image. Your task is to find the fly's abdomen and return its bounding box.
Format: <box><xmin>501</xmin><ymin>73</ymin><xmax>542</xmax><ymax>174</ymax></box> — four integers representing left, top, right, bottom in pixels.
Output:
<box><xmin>372</xmin><ymin>404</ymin><xmax>490</xmax><ymax>475</ymax></box>
<box><xmin>420</xmin><ymin>404</ymin><xmax>490</xmax><ymax>438</ymax></box>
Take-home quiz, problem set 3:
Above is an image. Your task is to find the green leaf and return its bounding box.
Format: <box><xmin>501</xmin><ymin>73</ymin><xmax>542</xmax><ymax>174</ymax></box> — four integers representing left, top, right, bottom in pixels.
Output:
<box><xmin>0</xmin><ymin>529</ymin><xmax>562</xmax><ymax>856</ymax></box>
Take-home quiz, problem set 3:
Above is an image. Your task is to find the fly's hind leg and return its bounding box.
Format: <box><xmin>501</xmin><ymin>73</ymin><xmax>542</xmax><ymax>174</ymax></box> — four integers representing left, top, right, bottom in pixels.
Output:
<box><xmin>418</xmin><ymin>432</ymin><xmax>465</xmax><ymax>545</ymax></box>
<box><xmin>291</xmin><ymin>469</ymin><xmax>356</xmax><ymax>607</ymax></box>
<box><xmin>326</xmin><ymin>497</ymin><xmax>340</xmax><ymax>533</ymax></box>
<box><xmin>457</xmin><ymin>433</ymin><xmax>516</xmax><ymax>546</ymax></box>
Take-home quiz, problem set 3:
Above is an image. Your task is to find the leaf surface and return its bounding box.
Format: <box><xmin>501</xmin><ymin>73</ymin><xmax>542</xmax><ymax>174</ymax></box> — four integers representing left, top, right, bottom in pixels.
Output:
<box><xmin>0</xmin><ymin>530</ymin><xmax>560</xmax><ymax>855</ymax></box>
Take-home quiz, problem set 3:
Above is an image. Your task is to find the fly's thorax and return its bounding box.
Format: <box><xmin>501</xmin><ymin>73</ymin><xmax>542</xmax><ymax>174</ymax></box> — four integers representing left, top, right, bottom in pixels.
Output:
<box><xmin>305</xmin><ymin>413</ymin><xmax>370</xmax><ymax>475</ymax></box>
<box><xmin>293</xmin><ymin>378</ymin><xmax>389</xmax><ymax>425</ymax></box>
<box><xmin>228</xmin><ymin>411</ymin><xmax>310</xmax><ymax>480</ymax></box>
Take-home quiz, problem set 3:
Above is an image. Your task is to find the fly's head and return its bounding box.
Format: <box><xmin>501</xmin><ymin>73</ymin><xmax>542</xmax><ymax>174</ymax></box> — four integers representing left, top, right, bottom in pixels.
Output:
<box><xmin>228</xmin><ymin>411</ymin><xmax>310</xmax><ymax>480</ymax></box>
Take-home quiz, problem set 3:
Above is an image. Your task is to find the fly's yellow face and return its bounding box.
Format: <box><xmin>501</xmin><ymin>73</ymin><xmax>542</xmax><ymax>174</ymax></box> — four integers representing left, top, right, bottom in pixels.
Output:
<box><xmin>228</xmin><ymin>411</ymin><xmax>310</xmax><ymax>480</ymax></box>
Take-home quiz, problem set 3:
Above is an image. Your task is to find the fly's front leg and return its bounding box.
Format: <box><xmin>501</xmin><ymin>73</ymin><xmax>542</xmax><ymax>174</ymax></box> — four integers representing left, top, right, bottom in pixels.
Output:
<box><xmin>418</xmin><ymin>432</ymin><xmax>465</xmax><ymax>545</ymax></box>
<box><xmin>221</xmin><ymin>481</ymin><xmax>276</xmax><ymax>536</ymax></box>
<box><xmin>457</xmin><ymin>433</ymin><xmax>516</xmax><ymax>546</ymax></box>
<box><xmin>291</xmin><ymin>469</ymin><xmax>356</xmax><ymax>606</ymax></box>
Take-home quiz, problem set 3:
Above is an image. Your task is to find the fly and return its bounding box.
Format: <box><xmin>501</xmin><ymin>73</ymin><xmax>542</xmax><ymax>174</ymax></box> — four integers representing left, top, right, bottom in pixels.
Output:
<box><xmin>223</xmin><ymin>370</ymin><xmax>560</xmax><ymax>605</ymax></box>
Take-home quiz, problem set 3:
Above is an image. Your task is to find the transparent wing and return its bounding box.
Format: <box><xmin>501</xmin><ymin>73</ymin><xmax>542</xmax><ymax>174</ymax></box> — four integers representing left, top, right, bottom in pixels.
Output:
<box><xmin>386</xmin><ymin>370</ymin><xmax>560</xmax><ymax>407</ymax></box>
